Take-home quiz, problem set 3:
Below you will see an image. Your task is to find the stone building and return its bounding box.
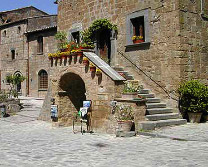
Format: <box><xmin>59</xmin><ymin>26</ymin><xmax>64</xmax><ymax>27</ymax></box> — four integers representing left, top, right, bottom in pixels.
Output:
<box><xmin>40</xmin><ymin>0</ymin><xmax>208</xmax><ymax>132</ymax></box>
<box><xmin>0</xmin><ymin>6</ymin><xmax>57</xmax><ymax>97</ymax></box>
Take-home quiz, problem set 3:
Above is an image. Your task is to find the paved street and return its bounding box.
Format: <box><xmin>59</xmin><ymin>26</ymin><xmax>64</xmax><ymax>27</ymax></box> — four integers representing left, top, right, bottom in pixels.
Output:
<box><xmin>0</xmin><ymin>97</ymin><xmax>208</xmax><ymax>167</ymax></box>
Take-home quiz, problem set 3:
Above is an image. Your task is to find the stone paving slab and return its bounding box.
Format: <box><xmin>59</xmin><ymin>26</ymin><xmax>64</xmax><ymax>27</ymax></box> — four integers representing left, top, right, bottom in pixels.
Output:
<box><xmin>150</xmin><ymin>123</ymin><xmax>208</xmax><ymax>142</ymax></box>
<box><xmin>1</xmin><ymin>97</ymin><xmax>208</xmax><ymax>166</ymax></box>
<box><xmin>0</xmin><ymin>120</ymin><xmax>208</xmax><ymax>167</ymax></box>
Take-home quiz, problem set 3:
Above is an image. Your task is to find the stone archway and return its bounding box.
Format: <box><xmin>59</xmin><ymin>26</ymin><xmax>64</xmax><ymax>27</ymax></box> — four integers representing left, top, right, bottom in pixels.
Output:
<box><xmin>58</xmin><ymin>72</ymin><xmax>86</xmax><ymax>124</ymax></box>
<box><xmin>14</xmin><ymin>71</ymin><xmax>23</xmax><ymax>94</ymax></box>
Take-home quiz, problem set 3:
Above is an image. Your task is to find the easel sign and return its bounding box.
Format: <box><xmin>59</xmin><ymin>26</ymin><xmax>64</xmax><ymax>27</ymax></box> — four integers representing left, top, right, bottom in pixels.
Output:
<box><xmin>83</xmin><ymin>100</ymin><xmax>91</xmax><ymax>108</ymax></box>
<box><xmin>51</xmin><ymin>105</ymin><xmax>58</xmax><ymax>118</ymax></box>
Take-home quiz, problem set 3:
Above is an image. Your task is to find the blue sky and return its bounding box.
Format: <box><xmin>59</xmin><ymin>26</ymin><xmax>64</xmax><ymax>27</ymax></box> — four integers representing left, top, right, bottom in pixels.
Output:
<box><xmin>0</xmin><ymin>0</ymin><xmax>57</xmax><ymax>14</ymax></box>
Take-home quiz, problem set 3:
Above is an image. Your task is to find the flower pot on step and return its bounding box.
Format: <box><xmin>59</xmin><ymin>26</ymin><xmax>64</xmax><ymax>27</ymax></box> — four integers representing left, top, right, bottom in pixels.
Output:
<box><xmin>117</xmin><ymin>120</ymin><xmax>133</xmax><ymax>132</ymax></box>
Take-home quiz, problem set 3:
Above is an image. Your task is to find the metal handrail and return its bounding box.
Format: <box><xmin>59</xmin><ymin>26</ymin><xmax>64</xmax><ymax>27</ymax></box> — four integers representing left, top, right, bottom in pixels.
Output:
<box><xmin>117</xmin><ymin>49</ymin><xmax>178</xmax><ymax>101</ymax></box>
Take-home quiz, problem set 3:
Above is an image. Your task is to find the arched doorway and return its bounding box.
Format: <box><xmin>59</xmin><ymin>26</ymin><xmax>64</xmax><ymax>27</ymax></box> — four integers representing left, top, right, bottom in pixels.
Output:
<box><xmin>14</xmin><ymin>71</ymin><xmax>22</xmax><ymax>93</ymax></box>
<box><xmin>59</xmin><ymin>72</ymin><xmax>86</xmax><ymax>111</ymax></box>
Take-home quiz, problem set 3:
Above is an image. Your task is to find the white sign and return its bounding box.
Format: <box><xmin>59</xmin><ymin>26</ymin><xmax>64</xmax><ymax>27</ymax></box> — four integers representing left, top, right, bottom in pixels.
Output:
<box><xmin>51</xmin><ymin>105</ymin><xmax>58</xmax><ymax>118</ymax></box>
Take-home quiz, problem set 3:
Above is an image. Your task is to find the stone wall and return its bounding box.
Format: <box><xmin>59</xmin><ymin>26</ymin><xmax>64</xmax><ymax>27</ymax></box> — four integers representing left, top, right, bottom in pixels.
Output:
<box><xmin>179</xmin><ymin>1</ymin><xmax>208</xmax><ymax>84</ymax></box>
<box><xmin>0</xmin><ymin>6</ymin><xmax>48</xmax><ymax>25</ymax></box>
<box><xmin>28</xmin><ymin>29</ymin><xmax>57</xmax><ymax>97</ymax></box>
<box><xmin>0</xmin><ymin>21</ymin><xmax>28</xmax><ymax>95</ymax></box>
<box><xmin>49</xmin><ymin>55</ymin><xmax>124</xmax><ymax>133</ymax></box>
<box><xmin>57</xmin><ymin>0</ymin><xmax>208</xmax><ymax>111</ymax></box>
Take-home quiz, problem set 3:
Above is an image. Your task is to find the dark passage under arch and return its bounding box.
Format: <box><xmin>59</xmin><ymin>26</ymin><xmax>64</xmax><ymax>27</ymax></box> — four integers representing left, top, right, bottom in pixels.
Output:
<box><xmin>59</xmin><ymin>72</ymin><xmax>86</xmax><ymax>111</ymax></box>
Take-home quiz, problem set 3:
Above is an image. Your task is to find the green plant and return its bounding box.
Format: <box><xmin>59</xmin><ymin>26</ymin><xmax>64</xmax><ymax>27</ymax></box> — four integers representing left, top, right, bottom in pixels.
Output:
<box><xmin>55</xmin><ymin>31</ymin><xmax>68</xmax><ymax>51</ymax></box>
<box><xmin>123</xmin><ymin>81</ymin><xmax>143</xmax><ymax>93</ymax></box>
<box><xmin>178</xmin><ymin>80</ymin><xmax>208</xmax><ymax>114</ymax></box>
<box><xmin>0</xmin><ymin>90</ymin><xmax>8</xmax><ymax>102</ymax></box>
<box><xmin>80</xmin><ymin>19</ymin><xmax>117</xmax><ymax>47</ymax></box>
<box><xmin>115</xmin><ymin>104</ymin><xmax>134</xmax><ymax>121</ymax></box>
<box><xmin>6</xmin><ymin>74</ymin><xmax>26</xmax><ymax>98</ymax></box>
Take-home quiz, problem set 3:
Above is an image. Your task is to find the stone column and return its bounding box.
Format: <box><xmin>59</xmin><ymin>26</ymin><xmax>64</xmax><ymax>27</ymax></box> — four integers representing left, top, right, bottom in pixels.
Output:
<box><xmin>110</xmin><ymin>29</ymin><xmax>117</xmax><ymax>66</ymax></box>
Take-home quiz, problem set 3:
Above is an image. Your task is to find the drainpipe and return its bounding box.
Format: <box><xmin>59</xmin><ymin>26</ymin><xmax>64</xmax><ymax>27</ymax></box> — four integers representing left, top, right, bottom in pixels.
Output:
<box><xmin>27</xmin><ymin>35</ymin><xmax>30</xmax><ymax>96</ymax></box>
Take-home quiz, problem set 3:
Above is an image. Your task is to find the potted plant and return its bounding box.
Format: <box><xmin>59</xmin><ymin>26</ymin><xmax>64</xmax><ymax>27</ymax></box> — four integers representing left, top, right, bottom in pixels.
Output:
<box><xmin>122</xmin><ymin>81</ymin><xmax>143</xmax><ymax>99</ymax></box>
<box><xmin>55</xmin><ymin>31</ymin><xmax>68</xmax><ymax>52</ymax></box>
<box><xmin>132</xmin><ymin>35</ymin><xmax>144</xmax><ymax>44</ymax></box>
<box><xmin>80</xmin><ymin>19</ymin><xmax>117</xmax><ymax>50</ymax></box>
<box><xmin>48</xmin><ymin>53</ymin><xmax>53</xmax><ymax>60</ymax></box>
<box><xmin>89</xmin><ymin>62</ymin><xmax>96</xmax><ymax>72</ymax></box>
<box><xmin>95</xmin><ymin>68</ymin><xmax>102</xmax><ymax>75</ymax></box>
<box><xmin>178</xmin><ymin>80</ymin><xmax>208</xmax><ymax>123</ymax></box>
<box><xmin>115</xmin><ymin>104</ymin><xmax>134</xmax><ymax>132</ymax></box>
<box><xmin>76</xmin><ymin>49</ymin><xmax>83</xmax><ymax>57</ymax></box>
<box><xmin>83</xmin><ymin>57</ymin><xmax>89</xmax><ymax>65</ymax></box>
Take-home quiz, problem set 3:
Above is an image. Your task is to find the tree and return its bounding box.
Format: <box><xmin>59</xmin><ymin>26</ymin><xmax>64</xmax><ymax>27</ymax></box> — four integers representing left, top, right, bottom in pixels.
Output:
<box><xmin>6</xmin><ymin>74</ymin><xmax>26</xmax><ymax>98</ymax></box>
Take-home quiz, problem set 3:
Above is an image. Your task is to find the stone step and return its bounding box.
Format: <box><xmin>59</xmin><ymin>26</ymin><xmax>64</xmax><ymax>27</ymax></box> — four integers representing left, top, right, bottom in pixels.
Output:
<box><xmin>146</xmin><ymin>113</ymin><xmax>180</xmax><ymax>121</ymax></box>
<box><xmin>138</xmin><ymin>119</ymin><xmax>187</xmax><ymax>131</ymax></box>
<box><xmin>125</xmin><ymin>75</ymin><xmax>134</xmax><ymax>80</ymax></box>
<box><xmin>117</xmin><ymin>71</ymin><xmax>128</xmax><ymax>74</ymax></box>
<box><xmin>138</xmin><ymin>93</ymin><xmax>155</xmax><ymax>98</ymax></box>
<box><xmin>146</xmin><ymin>98</ymin><xmax>160</xmax><ymax>103</ymax></box>
<box><xmin>146</xmin><ymin>103</ymin><xmax>166</xmax><ymax>109</ymax></box>
<box><xmin>146</xmin><ymin>108</ymin><xmax>173</xmax><ymax>115</ymax></box>
<box><xmin>112</xmin><ymin>66</ymin><xmax>124</xmax><ymax>71</ymax></box>
<box><xmin>139</xmin><ymin>89</ymin><xmax>150</xmax><ymax>94</ymax></box>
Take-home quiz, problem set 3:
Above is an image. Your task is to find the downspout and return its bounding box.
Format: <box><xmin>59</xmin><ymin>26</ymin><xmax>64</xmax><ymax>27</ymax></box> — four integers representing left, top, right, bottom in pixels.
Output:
<box><xmin>27</xmin><ymin>34</ymin><xmax>30</xmax><ymax>96</ymax></box>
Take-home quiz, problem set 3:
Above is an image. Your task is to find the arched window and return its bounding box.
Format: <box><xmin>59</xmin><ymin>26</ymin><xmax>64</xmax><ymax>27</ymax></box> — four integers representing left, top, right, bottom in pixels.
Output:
<box><xmin>38</xmin><ymin>70</ymin><xmax>48</xmax><ymax>89</ymax></box>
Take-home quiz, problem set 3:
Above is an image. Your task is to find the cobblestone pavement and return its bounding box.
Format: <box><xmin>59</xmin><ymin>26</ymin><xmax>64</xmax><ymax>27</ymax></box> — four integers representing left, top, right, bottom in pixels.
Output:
<box><xmin>0</xmin><ymin>97</ymin><xmax>208</xmax><ymax>167</ymax></box>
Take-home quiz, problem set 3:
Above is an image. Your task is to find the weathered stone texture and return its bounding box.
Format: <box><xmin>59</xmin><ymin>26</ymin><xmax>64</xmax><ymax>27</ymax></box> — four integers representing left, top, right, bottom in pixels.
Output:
<box><xmin>57</xmin><ymin>0</ymin><xmax>208</xmax><ymax>110</ymax></box>
<box><xmin>49</xmin><ymin>56</ymin><xmax>123</xmax><ymax>133</ymax></box>
<box><xmin>0</xmin><ymin>22</ymin><xmax>28</xmax><ymax>95</ymax></box>
<box><xmin>0</xmin><ymin>6</ymin><xmax>48</xmax><ymax>25</ymax></box>
<box><xmin>28</xmin><ymin>29</ymin><xmax>57</xmax><ymax>97</ymax></box>
<box><xmin>0</xmin><ymin>7</ymin><xmax>57</xmax><ymax>97</ymax></box>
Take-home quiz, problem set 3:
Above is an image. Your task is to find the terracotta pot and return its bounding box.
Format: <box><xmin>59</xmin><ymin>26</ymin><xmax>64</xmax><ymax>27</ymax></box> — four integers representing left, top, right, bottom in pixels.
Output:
<box><xmin>90</xmin><ymin>66</ymin><xmax>96</xmax><ymax>72</ymax></box>
<box><xmin>80</xmin><ymin>46</ymin><xmax>93</xmax><ymax>50</ymax></box>
<box><xmin>117</xmin><ymin>120</ymin><xmax>133</xmax><ymax>132</ymax></box>
<box><xmin>77</xmin><ymin>51</ymin><xmax>83</xmax><ymax>57</ymax></box>
<box><xmin>133</xmin><ymin>39</ymin><xmax>144</xmax><ymax>44</ymax></box>
<box><xmin>62</xmin><ymin>55</ymin><xmax>67</xmax><ymax>59</ymax></box>
<box><xmin>83</xmin><ymin>59</ymin><xmax>89</xmax><ymax>65</ymax></box>
<box><xmin>96</xmin><ymin>71</ymin><xmax>102</xmax><ymax>75</ymax></box>
<box><xmin>188</xmin><ymin>112</ymin><xmax>202</xmax><ymax>123</ymax></box>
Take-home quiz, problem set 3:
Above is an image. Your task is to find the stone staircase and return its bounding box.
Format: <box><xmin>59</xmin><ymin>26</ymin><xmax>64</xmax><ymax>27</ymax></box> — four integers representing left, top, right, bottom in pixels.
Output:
<box><xmin>113</xmin><ymin>66</ymin><xmax>187</xmax><ymax>131</ymax></box>
<box><xmin>138</xmin><ymin>89</ymin><xmax>186</xmax><ymax>130</ymax></box>
<box><xmin>112</xmin><ymin>67</ymin><xmax>134</xmax><ymax>80</ymax></box>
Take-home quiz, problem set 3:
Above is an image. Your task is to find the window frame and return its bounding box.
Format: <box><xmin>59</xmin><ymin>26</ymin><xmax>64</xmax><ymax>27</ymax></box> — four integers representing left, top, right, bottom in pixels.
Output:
<box><xmin>37</xmin><ymin>36</ymin><xmax>43</xmax><ymax>54</ymax></box>
<box><xmin>11</xmin><ymin>49</ymin><xmax>15</xmax><ymax>60</ymax></box>
<box><xmin>126</xmin><ymin>9</ymin><xmax>150</xmax><ymax>46</ymax></box>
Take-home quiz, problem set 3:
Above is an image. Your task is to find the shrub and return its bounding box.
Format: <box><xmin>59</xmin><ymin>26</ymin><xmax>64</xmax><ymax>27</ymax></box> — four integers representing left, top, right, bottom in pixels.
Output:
<box><xmin>178</xmin><ymin>80</ymin><xmax>208</xmax><ymax>114</ymax></box>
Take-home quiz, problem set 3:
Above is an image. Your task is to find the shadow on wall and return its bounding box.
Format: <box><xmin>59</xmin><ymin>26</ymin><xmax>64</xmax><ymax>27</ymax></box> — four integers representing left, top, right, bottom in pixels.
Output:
<box><xmin>59</xmin><ymin>72</ymin><xmax>86</xmax><ymax>111</ymax></box>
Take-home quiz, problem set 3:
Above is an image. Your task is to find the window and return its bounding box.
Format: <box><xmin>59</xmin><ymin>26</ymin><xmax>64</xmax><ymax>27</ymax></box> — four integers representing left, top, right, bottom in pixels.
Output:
<box><xmin>3</xmin><ymin>30</ymin><xmax>6</xmax><ymax>37</ymax></box>
<box><xmin>126</xmin><ymin>9</ymin><xmax>150</xmax><ymax>46</ymax></box>
<box><xmin>38</xmin><ymin>70</ymin><xmax>48</xmax><ymax>90</ymax></box>
<box><xmin>131</xmin><ymin>16</ymin><xmax>145</xmax><ymax>43</ymax></box>
<box><xmin>17</xmin><ymin>26</ymin><xmax>21</xmax><ymax>34</ymax></box>
<box><xmin>11</xmin><ymin>50</ymin><xmax>15</xmax><ymax>60</ymax></box>
<box><xmin>37</xmin><ymin>36</ymin><xmax>43</xmax><ymax>53</ymax></box>
<box><xmin>71</xmin><ymin>31</ymin><xmax>80</xmax><ymax>44</ymax></box>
